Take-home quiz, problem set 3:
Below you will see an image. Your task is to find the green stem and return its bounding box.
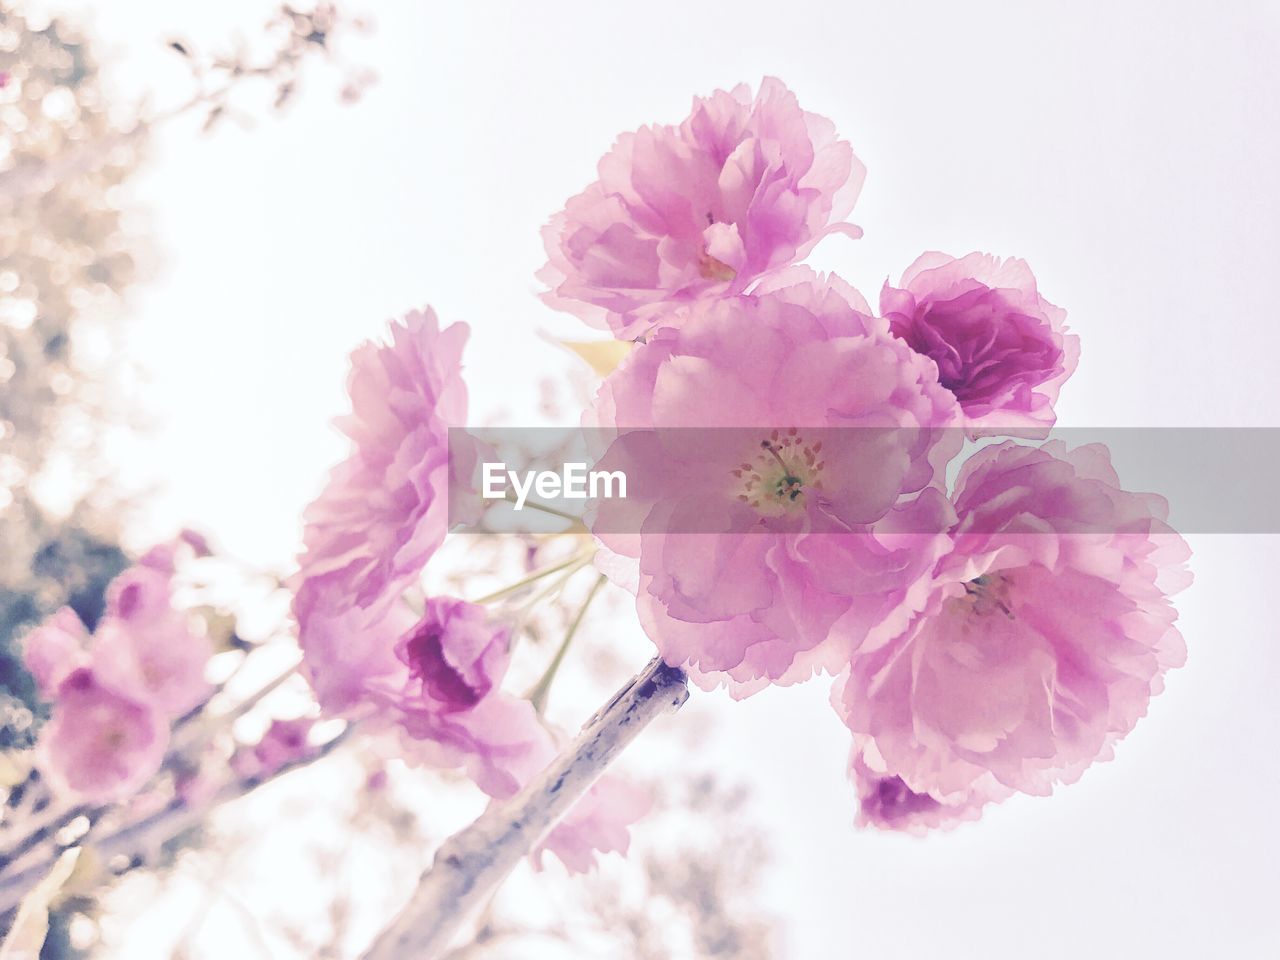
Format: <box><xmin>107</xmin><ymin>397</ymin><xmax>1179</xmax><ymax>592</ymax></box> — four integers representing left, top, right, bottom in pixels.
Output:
<box><xmin>528</xmin><ymin>573</ymin><xmax>608</xmax><ymax>713</ymax></box>
<box><xmin>502</xmin><ymin>489</ymin><xmax>584</xmax><ymax>524</ymax></box>
<box><xmin>469</xmin><ymin>550</ymin><xmax>593</xmax><ymax>606</ymax></box>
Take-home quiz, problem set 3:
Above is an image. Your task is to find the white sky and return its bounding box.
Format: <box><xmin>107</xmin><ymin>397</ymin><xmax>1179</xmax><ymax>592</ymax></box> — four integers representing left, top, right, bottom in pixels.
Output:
<box><xmin>23</xmin><ymin>1</ymin><xmax>1280</xmax><ymax>957</ymax></box>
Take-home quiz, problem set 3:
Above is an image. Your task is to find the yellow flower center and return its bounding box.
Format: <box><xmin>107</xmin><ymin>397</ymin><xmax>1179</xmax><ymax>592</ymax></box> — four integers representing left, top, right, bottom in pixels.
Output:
<box><xmin>698</xmin><ymin>252</ymin><xmax>737</xmax><ymax>282</ymax></box>
<box><xmin>962</xmin><ymin>573</ymin><xmax>1015</xmax><ymax>618</ymax></box>
<box><xmin>732</xmin><ymin>429</ymin><xmax>825</xmax><ymax>517</ymax></box>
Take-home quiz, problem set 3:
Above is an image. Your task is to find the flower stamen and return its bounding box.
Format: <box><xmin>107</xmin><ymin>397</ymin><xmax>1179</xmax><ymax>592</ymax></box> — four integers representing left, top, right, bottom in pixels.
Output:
<box><xmin>731</xmin><ymin>430</ymin><xmax>826</xmax><ymax>516</ymax></box>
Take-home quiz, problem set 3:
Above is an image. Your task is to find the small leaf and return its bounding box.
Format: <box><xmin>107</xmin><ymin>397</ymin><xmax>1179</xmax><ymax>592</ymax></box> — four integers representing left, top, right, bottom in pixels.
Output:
<box><xmin>0</xmin><ymin>752</ymin><xmax>31</xmax><ymax>789</ymax></box>
<box><xmin>557</xmin><ymin>339</ymin><xmax>634</xmax><ymax>377</ymax></box>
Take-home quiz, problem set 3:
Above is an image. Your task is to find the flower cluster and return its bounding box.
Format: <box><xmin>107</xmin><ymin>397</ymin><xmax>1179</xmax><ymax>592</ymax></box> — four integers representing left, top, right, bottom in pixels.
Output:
<box><xmin>281</xmin><ymin>76</ymin><xmax>1186</xmax><ymax>856</ymax></box>
<box><xmin>293</xmin><ymin>315</ymin><xmax>645</xmax><ymax>872</ymax></box>
<box><xmin>22</xmin><ymin>544</ymin><xmax>213</xmax><ymax>803</ymax></box>
<box><xmin>538</xmin><ymin>78</ymin><xmax>1188</xmax><ymax>829</ymax></box>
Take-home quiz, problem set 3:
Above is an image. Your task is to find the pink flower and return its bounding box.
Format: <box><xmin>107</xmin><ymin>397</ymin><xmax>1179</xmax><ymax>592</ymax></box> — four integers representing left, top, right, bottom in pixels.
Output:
<box><xmin>846</xmin><ymin>743</ymin><xmax>995</xmax><ymax>835</ymax></box>
<box><xmin>36</xmin><ymin>668</ymin><xmax>168</xmax><ymax>804</ymax></box>
<box><xmin>533</xmin><ymin>774</ymin><xmax>651</xmax><ymax>873</ymax></box>
<box><xmin>837</xmin><ymin>441</ymin><xmax>1190</xmax><ymax>821</ymax></box>
<box><xmin>293</xmin><ymin>308</ymin><xmax>471</xmax><ymax>640</ymax></box>
<box><xmin>232</xmin><ymin>717</ymin><xmax>316</xmax><ymax>780</ymax></box>
<box><xmin>299</xmin><ymin>602</ymin><xmax>417</xmax><ymax>718</ymax></box>
<box><xmin>336</xmin><ymin>597</ymin><xmax>648</xmax><ymax>868</ymax></box>
<box><xmin>90</xmin><ymin>561</ymin><xmax>212</xmax><ymax>718</ymax></box>
<box><xmin>366</xmin><ymin>598</ymin><xmax>544</xmax><ymax>797</ymax></box>
<box><xmin>396</xmin><ymin>693</ymin><xmax>554</xmax><ymax>801</ymax></box>
<box><xmin>396</xmin><ymin>597</ymin><xmax>510</xmax><ymax>712</ymax></box>
<box><xmin>21</xmin><ymin>608</ymin><xmax>89</xmax><ymax>699</ymax></box>
<box><xmin>23</xmin><ymin>553</ymin><xmax>211</xmax><ymax>719</ymax></box>
<box><xmin>340</xmin><ymin>597</ymin><xmax>533</xmax><ymax>798</ymax></box>
<box><xmin>540</xmin><ymin>78</ymin><xmax>864</xmax><ymax>339</ymax></box>
<box><xmin>588</xmin><ymin>282</ymin><xmax>960</xmax><ymax>690</ymax></box>
<box><xmin>23</xmin><ymin>547</ymin><xmax>215</xmax><ymax>802</ymax></box>
<box><xmin>881</xmin><ymin>252</ymin><xmax>1079</xmax><ymax>436</ymax></box>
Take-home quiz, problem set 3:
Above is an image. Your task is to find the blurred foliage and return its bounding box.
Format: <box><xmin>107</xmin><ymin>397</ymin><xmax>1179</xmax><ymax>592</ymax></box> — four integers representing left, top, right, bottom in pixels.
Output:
<box><xmin>0</xmin><ymin>0</ymin><xmax>370</xmax><ymax>751</ymax></box>
<box><xmin>0</xmin><ymin>2</ymin><xmax>139</xmax><ymax>753</ymax></box>
<box><xmin>1</xmin><ymin>5</ymin><xmax>370</xmax><ymax>957</ymax></box>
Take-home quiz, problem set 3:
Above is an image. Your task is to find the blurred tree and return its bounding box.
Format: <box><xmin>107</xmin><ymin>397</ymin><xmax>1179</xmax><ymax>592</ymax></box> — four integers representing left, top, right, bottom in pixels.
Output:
<box><xmin>0</xmin><ymin>0</ymin><xmax>373</xmax><ymax>753</ymax></box>
<box><xmin>0</xmin><ymin>2</ymin><xmax>138</xmax><ymax>754</ymax></box>
<box><xmin>0</xmin><ymin>7</ymin><xmax>369</xmax><ymax>955</ymax></box>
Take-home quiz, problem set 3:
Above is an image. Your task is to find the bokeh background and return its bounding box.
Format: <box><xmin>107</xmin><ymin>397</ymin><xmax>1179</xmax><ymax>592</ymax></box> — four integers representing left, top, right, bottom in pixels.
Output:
<box><xmin>5</xmin><ymin>1</ymin><xmax>1279</xmax><ymax>957</ymax></box>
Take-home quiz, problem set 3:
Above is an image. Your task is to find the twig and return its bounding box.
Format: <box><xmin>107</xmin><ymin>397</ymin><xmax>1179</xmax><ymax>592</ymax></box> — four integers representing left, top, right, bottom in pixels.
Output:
<box><xmin>0</xmin><ymin>804</ymin><xmax>89</xmax><ymax>874</ymax></box>
<box><xmin>0</xmin><ymin>725</ymin><xmax>355</xmax><ymax>913</ymax></box>
<box><xmin>360</xmin><ymin>657</ymin><xmax>689</xmax><ymax>960</ymax></box>
<box><xmin>0</xmin><ymin>656</ymin><xmax>300</xmax><ymax>873</ymax></box>
<box><xmin>469</xmin><ymin>550</ymin><xmax>593</xmax><ymax>605</ymax></box>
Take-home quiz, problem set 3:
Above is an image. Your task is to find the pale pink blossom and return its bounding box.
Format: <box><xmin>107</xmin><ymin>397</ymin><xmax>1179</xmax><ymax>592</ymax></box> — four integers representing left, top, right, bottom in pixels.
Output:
<box><xmin>589</xmin><ymin>283</ymin><xmax>960</xmax><ymax>690</ymax></box>
<box><xmin>533</xmin><ymin>773</ymin><xmax>651</xmax><ymax>873</ymax></box>
<box><xmin>24</xmin><ymin>548</ymin><xmax>214</xmax><ymax>801</ymax></box>
<box><xmin>881</xmin><ymin>252</ymin><xmax>1079</xmax><ymax>436</ymax></box>
<box><xmin>232</xmin><ymin>717</ymin><xmax>316</xmax><ymax>780</ymax></box>
<box><xmin>396</xmin><ymin>693</ymin><xmax>554</xmax><ymax>801</ymax></box>
<box><xmin>21</xmin><ymin>608</ymin><xmax>89</xmax><ymax>698</ymax></box>
<box><xmin>846</xmin><ymin>743</ymin><xmax>995</xmax><ymax>835</ymax></box>
<box><xmin>36</xmin><ymin>668</ymin><xmax>168</xmax><ymax>804</ymax></box>
<box><xmin>90</xmin><ymin>560</ymin><xmax>212</xmax><ymax>718</ymax></box>
<box><xmin>540</xmin><ymin>78</ymin><xmax>864</xmax><ymax>339</ymax></box>
<box><xmin>298</xmin><ymin>602</ymin><xmax>416</xmax><ymax>718</ymax></box>
<box><xmin>837</xmin><ymin>441</ymin><xmax>1190</xmax><ymax>820</ymax></box>
<box><xmin>293</xmin><ymin>308</ymin><xmax>472</xmax><ymax>645</ymax></box>
<box><xmin>23</xmin><ymin>553</ymin><xmax>211</xmax><ymax>719</ymax></box>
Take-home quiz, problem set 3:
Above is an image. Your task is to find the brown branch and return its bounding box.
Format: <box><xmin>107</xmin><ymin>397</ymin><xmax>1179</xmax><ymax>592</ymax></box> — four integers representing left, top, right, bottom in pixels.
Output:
<box><xmin>360</xmin><ymin>657</ymin><xmax>689</xmax><ymax>960</ymax></box>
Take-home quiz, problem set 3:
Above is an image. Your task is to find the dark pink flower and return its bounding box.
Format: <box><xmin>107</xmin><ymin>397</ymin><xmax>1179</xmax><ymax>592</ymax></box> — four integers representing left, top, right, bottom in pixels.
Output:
<box><xmin>396</xmin><ymin>597</ymin><xmax>510</xmax><ymax>713</ymax></box>
<box><xmin>837</xmin><ymin>441</ymin><xmax>1190</xmax><ymax>822</ymax></box>
<box><xmin>540</xmin><ymin>78</ymin><xmax>864</xmax><ymax>339</ymax></box>
<box><xmin>353</xmin><ymin>598</ymin><xmax>538</xmax><ymax>799</ymax></box>
<box><xmin>881</xmin><ymin>252</ymin><xmax>1079</xmax><ymax>436</ymax></box>
<box><xmin>305</xmin><ymin>589</ymin><xmax>651</xmax><ymax>869</ymax></box>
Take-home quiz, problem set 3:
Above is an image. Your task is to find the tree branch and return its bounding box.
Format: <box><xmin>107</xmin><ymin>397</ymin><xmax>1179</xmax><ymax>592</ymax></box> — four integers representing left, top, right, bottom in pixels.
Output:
<box><xmin>361</xmin><ymin>657</ymin><xmax>689</xmax><ymax>960</ymax></box>
<box><xmin>0</xmin><ymin>725</ymin><xmax>355</xmax><ymax>914</ymax></box>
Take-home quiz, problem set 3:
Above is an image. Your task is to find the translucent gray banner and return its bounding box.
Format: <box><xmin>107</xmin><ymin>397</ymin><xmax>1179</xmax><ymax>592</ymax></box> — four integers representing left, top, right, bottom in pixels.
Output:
<box><xmin>449</xmin><ymin>427</ymin><xmax>1280</xmax><ymax>534</ymax></box>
